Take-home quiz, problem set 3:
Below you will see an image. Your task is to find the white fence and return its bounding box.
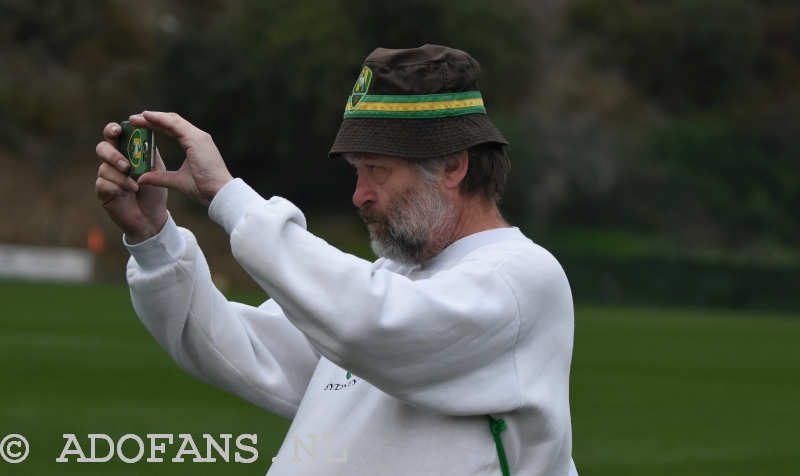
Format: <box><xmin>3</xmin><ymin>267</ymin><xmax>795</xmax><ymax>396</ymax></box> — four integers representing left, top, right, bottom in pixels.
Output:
<box><xmin>0</xmin><ymin>244</ymin><xmax>94</xmax><ymax>282</ymax></box>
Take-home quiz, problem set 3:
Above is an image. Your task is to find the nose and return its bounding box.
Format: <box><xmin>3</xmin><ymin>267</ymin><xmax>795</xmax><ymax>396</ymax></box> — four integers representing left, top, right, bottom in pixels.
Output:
<box><xmin>352</xmin><ymin>173</ymin><xmax>376</xmax><ymax>208</ymax></box>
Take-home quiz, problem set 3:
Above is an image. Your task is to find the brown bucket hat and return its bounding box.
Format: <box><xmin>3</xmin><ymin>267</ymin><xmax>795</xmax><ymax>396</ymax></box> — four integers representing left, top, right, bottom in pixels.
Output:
<box><xmin>328</xmin><ymin>44</ymin><xmax>509</xmax><ymax>159</ymax></box>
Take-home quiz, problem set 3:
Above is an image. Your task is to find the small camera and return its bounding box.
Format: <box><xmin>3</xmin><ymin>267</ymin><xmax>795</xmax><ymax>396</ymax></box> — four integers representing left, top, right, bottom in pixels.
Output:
<box><xmin>117</xmin><ymin>121</ymin><xmax>155</xmax><ymax>179</ymax></box>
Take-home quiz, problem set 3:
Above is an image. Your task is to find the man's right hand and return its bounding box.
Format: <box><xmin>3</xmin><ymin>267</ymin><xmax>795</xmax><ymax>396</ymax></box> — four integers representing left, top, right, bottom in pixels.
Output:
<box><xmin>95</xmin><ymin>122</ymin><xmax>169</xmax><ymax>245</ymax></box>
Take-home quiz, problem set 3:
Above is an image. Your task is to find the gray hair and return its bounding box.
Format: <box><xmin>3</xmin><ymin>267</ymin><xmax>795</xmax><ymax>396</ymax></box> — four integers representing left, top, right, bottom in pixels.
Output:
<box><xmin>408</xmin><ymin>144</ymin><xmax>510</xmax><ymax>204</ymax></box>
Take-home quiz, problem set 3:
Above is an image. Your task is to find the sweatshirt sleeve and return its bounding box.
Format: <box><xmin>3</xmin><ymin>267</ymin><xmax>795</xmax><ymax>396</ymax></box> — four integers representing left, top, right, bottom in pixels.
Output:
<box><xmin>124</xmin><ymin>214</ymin><xmax>321</xmax><ymax>420</ymax></box>
<box><xmin>211</xmin><ymin>181</ymin><xmax>535</xmax><ymax>416</ymax></box>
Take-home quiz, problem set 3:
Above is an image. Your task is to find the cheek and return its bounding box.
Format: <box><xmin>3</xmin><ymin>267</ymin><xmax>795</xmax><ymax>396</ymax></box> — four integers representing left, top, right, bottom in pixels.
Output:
<box><xmin>377</xmin><ymin>176</ymin><xmax>420</xmax><ymax>204</ymax></box>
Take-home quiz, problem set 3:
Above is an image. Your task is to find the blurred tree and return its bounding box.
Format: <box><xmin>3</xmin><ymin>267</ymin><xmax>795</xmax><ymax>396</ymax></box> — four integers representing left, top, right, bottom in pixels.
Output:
<box><xmin>567</xmin><ymin>0</ymin><xmax>762</xmax><ymax>112</ymax></box>
<box><xmin>648</xmin><ymin>116</ymin><xmax>800</xmax><ymax>246</ymax></box>
<box><xmin>0</xmin><ymin>0</ymin><xmax>156</xmax><ymax>168</ymax></box>
<box><xmin>0</xmin><ymin>0</ymin><xmax>230</xmax><ymax>170</ymax></box>
<box><xmin>758</xmin><ymin>1</ymin><xmax>800</xmax><ymax>94</ymax></box>
<box><xmin>560</xmin><ymin>0</ymin><xmax>800</xmax><ymax>249</ymax></box>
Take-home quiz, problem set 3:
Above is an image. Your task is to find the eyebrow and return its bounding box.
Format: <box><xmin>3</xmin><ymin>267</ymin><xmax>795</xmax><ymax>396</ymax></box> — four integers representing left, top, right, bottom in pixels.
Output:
<box><xmin>345</xmin><ymin>155</ymin><xmax>369</xmax><ymax>166</ymax></box>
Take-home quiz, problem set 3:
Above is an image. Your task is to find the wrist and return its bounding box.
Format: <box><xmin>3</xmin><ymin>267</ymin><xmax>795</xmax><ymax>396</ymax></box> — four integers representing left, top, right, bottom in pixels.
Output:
<box><xmin>125</xmin><ymin>212</ymin><xmax>169</xmax><ymax>245</ymax></box>
<box><xmin>213</xmin><ymin>174</ymin><xmax>235</xmax><ymax>201</ymax></box>
<box><xmin>124</xmin><ymin>214</ymin><xmax>186</xmax><ymax>272</ymax></box>
<box><xmin>202</xmin><ymin>173</ymin><xmax>235</xmax><ymax>206</ymax></box>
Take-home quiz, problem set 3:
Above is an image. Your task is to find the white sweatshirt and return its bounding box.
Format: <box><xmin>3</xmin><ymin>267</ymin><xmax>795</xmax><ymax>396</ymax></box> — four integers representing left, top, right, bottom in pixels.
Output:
<box><xmin>125</xmin><ymin>178</ymin><xmax>577</xmax><ymax>476</ymax></box>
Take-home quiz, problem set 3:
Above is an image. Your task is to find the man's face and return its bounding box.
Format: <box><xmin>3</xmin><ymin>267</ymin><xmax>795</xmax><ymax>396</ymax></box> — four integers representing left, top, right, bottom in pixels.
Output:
<box><xmin>345</xmin><ymin>153</ymin><xmax>456</xmax><ymax>266</ymax></box>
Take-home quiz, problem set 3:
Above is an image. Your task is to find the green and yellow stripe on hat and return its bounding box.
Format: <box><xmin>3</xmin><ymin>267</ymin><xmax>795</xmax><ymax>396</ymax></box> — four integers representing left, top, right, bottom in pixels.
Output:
<box><xmin>344</xmin><ymin>91</ymin><xmax>486</xmax><ymax>119</ymax></box>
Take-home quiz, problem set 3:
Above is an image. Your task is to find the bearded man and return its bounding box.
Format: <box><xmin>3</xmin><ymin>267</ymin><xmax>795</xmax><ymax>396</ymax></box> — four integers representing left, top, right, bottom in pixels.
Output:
<box><xmin>95</xmin><ymin>45</ymin><xmax>578</xmax><ymax>476</ymax></box>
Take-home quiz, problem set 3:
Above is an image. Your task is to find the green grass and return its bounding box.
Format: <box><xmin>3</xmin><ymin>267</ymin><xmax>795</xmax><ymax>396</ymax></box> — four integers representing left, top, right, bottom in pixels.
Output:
<box><xmin>0</xmin><ymin>280</ymin><xmax>287</xmax><ymax>475</ymax></box>
<box><xmin>1</xmin><ymin>281</ymin><xmax>799</xmax><ymax>475</ymax></box>
<box><xmin>572</xmin><ymin>306</ymin><xmax>800</xmax><ymax>475</ymax></box>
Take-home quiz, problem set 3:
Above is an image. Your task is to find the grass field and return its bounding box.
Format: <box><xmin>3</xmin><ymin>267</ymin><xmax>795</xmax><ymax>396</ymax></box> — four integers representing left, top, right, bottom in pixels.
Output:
<box><xmin>0</xmin><ymin>280</ymin><xmax>798</xmax><ymax>475</ymax></box>
<box><xmin>571</xmin><ymin>307</ymin><xmax>800</xmax><ymax>475</ymax></box>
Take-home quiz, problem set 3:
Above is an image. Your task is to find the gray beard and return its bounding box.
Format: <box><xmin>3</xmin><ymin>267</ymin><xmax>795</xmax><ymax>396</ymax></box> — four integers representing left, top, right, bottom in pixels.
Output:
<box><xmin>359</xmin><ymin>180</ymin><xmax>457</xmax><ymax>267</ymax></box>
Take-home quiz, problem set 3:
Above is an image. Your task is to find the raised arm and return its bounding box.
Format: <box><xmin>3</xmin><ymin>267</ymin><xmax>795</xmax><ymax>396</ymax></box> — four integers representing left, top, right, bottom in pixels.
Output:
<box><xmin>95</xmin><ymin>117</ymin><xmax>319</xmax><ymax>419</ymax></box>
<box><xmin>123</xmin><ymin>219</ymin><xmax>320</xmax><ymax>419</ymax></box>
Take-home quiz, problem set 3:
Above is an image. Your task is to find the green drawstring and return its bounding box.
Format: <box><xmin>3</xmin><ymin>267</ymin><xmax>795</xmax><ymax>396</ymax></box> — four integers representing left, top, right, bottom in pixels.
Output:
<box><xmin>487</xmin><ymin>415</ymin><xmax>511</xmax><ymax>476</ymax></box>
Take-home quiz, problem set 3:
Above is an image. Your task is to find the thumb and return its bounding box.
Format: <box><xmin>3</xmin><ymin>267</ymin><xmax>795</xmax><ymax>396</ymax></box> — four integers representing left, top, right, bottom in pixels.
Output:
<box><xmin>137</xmin><ymin>170</ymin><xmax>177</xmax><ymax>189</ymax></box>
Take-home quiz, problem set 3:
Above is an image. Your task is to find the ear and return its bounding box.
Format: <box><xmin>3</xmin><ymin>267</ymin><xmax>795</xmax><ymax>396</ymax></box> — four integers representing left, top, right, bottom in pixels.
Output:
<box><xmin>442</xmin><ymin>150</ymin><xmax>469</xmax><ymax>190</ymax></box>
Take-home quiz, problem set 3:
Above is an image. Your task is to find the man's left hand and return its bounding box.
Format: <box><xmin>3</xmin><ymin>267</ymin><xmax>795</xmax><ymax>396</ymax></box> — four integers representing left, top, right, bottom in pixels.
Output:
<box><xmin>131</xmin><ymin>111</ymin><xmax>234</xmax><ymax>206</ymax></box>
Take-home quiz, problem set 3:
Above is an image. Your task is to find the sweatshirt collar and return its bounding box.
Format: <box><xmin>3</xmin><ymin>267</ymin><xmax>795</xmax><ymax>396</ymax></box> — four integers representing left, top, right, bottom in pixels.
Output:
<box><xmin>418</xmin><ymin>226</ymin><xmax>529</xmax><ymax>271</ymax></box>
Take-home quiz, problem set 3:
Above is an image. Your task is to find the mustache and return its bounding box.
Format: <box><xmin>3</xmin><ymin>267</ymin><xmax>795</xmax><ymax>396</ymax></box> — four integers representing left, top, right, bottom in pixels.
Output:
<box><xmin>358</xmin><ymin>205</ymin><xmax>385</xmax><ymax>225</ymax></box>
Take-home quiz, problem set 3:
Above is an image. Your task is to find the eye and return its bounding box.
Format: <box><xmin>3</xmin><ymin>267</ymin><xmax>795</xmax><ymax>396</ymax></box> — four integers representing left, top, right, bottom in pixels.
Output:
<box><xmin>370</xmin><ymin>165</ymin><xmax>380</xmax><ymax>172</ymax></box>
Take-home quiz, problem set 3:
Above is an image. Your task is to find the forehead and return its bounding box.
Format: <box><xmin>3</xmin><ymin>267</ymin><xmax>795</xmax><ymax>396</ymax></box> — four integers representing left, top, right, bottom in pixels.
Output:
<box><xmin>344</xmin><ymin>152</ymin><xmax>408</xmax><ymax>167</ymax></box>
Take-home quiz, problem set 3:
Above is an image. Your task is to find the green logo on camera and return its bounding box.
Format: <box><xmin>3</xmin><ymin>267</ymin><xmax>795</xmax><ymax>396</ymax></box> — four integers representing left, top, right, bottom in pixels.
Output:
<box><xmin>127</xmin><ymin>129</ymin><xmax>143</xmax><ymax>168</ymax></box>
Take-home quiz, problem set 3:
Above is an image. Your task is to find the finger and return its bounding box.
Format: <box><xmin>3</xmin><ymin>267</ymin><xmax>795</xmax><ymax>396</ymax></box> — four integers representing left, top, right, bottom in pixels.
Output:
<box><xmin>137</xmin><ymin>169</ymin><xmax>178</xmax><ymax>190</ymax></box>
<box><xmin>98</xmin><ymin>162</ymin><xmax>139</xmax><ymax>192</ymax></box>
<box><xmin>103</xmin><ymin>122</ymin><xmax>122</xmax><ymax>142</ymax></box>
<box><xmin>96</xmin><ymin>141</ymin><xmax>130</xmax><ymax>172</ymax></box>
<box><xmin>154</xmin><ymin>148</ymin><xmax>166</xmax><ymax>172</ymax></box>
<box><xmin>95</xmin><ymin>176</ymin><xmax>129</xmax><ymax>199</ymax></box>
<box><xmin>130</xmin><ymin>111</ymin><xmax>197</xmax><ymax>141</ymax></box>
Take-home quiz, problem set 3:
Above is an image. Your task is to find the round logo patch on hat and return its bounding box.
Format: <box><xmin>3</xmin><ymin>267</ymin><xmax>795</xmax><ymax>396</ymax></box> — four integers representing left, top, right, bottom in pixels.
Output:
<box><xmin>350</xmin><ymin>66</ymin><xmax>373</xmax><ymax>109</ymax></box>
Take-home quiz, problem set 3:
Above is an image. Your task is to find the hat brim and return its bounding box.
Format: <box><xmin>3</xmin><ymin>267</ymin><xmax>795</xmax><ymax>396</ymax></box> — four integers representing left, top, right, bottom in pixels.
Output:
<box><xmin>328</xmin><ymin>114</ymin><xmax>508</xmax><ymax>159</ymax></box>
